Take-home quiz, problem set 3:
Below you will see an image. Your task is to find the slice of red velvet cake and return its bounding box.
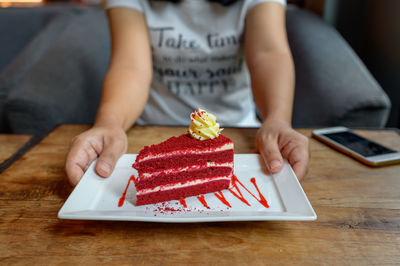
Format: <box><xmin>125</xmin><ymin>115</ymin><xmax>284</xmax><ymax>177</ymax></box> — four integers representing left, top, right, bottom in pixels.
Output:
<box><xmin>133</xmin><ymin>109</ymin><xmax>234</xmax><ymax>206</ymax></box>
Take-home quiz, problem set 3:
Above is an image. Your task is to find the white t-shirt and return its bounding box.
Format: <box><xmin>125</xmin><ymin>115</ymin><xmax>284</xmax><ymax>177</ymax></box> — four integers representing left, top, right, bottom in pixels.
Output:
<box><xmin>105</xmin><ymin>0</ymin><xmax>286</xmax><ymax>127</ymax></box>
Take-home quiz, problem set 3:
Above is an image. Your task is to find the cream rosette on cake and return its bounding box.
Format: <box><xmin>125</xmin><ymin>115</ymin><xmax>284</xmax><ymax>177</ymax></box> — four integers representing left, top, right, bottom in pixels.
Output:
<box><xmin>189</xmin><ymin>109</ymin><xmax>223</xmax><ymax>140</ymax></box>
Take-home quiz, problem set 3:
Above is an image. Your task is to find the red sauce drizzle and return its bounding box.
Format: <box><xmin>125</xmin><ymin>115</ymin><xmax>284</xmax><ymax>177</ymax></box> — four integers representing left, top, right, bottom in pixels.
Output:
<box><xmin>197</xmin><ymin>195</ymin><xmax>210</xmax><ymax>209</ymax></box>
<box><xmin>118</xmin><ymin>175</ymin><xmax>136</xmax><ymax>207</ymax></box>
<box><xmin>214</xmin><ymin>191</ymin><xmax>232</xmax><ymax>208</ymax></box>
<box><xmin>249</xmin><ymin>177</ymin><xmax>269</xmax><ymax>208</ymax></box>
<box><xmin>228</xmin><ymin>175</ymin><xmax>270</xmax><ymax>208</ymax></box>
<box><xmin>228</xmin><ymin>175</ymin><xmax>251</xmax><ymax>206</ymax></box>
<box><xmin>235</xmin><ymin>176</ymin><xmax>269</xmax><ymax>208</ymax></box>
<box><xmin>179</xmin><ymin>198</ymin><xmax>187</xmax><ymax>208</ymax></box>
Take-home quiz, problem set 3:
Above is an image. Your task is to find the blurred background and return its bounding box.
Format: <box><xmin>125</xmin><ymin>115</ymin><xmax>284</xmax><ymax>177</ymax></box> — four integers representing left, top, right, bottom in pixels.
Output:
<box><xmin>289</xmin><ymin>0</ymin><xmax>400</xmax><ymax>128</ymax></box>
<box><xmin>0</xmin><ymin>0</ymin><xmax>399</xmax><ymax>133</ymax></box>
<box><xmin>302</xmin><ymin>0</ymin><xmax>400</xmax><ymax>128</ymax></box>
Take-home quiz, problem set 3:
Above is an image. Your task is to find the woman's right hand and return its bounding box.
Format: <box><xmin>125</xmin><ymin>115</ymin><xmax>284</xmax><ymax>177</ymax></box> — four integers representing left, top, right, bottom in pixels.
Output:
<box><xmin>65</xmin><ymin>126</ymin><xmax>127</xmax><ymax>186</ymax></box>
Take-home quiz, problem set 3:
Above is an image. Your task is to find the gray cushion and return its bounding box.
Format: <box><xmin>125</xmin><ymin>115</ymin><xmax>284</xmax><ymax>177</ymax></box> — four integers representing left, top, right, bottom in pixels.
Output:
<box><xmin>4</xmin><ymin>7</ymin><xmax>110</xmax><ymax>134</ymax></box>
<box><xmin>286</xmin><ymin>5</ymin><xmax>391</xmax><ymax>127</ymax></box>
<box><xmin>0</xmin><ymin>6</ymin><xmax>84</xmax><ymax>133</ymax></box>
<box><xmin>0</xmin><ymin>6</ymin><xmax>82</xmax><ymax>72</ymax></box>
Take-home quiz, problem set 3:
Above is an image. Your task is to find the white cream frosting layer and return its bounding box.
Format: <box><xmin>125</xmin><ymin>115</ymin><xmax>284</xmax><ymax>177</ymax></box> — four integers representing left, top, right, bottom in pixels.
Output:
<box><xmin>136</xmin><ymin>175</ymin><xmax>232</xmax><ymax>195</ymax></box>
<box><xmin>141</xmin><ymin>162</ymin><xmax>234</xmax><ymax>178</ymax></box>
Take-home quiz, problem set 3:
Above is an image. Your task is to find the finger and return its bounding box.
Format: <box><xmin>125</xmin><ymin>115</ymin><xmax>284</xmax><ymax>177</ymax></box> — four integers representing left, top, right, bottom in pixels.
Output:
<box><xmin>288</xmin><ymin>147</ymin><xmax>309</xmax><ymax>180</ymax></box>
<box><xmin>65</xmin><ymin>138</ymin><xmax>99</xmax><ymax>185</ymax></box>
<box><xmin>65</xmin><ymin>148</ymin><xmax>89</xmax><ymax>185</ymax></box>
<box><xmin>66</xmin><ymin>164</ymin><xmax>84</xmax><ymax>186</ymax></box>
<box><xmin>280</xmin><ymin>140</ymin><xmax>297</xmax><ymax>159</ymax></box>
<box><xmin>95</xmin><ymin>137</ymin><xmax>126</xmax><ymax>178</ymax></box>
<box><xmin>259</xmin><ymin>137</ymin><xmax>284</xmax><ymax>174</ymax></box>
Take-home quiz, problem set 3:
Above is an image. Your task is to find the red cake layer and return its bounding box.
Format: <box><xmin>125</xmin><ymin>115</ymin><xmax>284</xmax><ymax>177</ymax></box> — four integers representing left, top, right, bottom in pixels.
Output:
<box><xmin>134</xmin><ymin>150</ymin><xmax>233</xmax><ymax>173</ymax></box>
<box><xmin>135</xmin><ymin>134</ymin><xmax>232</xmax><ymax>162</ymax></box>
<box><xmin>135</xmin><ymin>167</ymin><xmax>233</xmax><ymax>190</ymax></box>
<box><xmin>133</xmin><ymin>133</ymin><xmax>234</xmax><ymax>206</ymax></box>
<box><xmin>136</xmin><ymin>179</ymin><xmax>231</xmax><ymax>206</ymax></box>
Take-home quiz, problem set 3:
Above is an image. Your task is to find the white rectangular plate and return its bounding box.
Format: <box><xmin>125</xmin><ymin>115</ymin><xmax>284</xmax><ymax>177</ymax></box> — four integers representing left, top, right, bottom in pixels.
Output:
<box><xmin>58</xmin><ymin>154</ymin><xmax>316</xmax><ymax>222</ymax></box>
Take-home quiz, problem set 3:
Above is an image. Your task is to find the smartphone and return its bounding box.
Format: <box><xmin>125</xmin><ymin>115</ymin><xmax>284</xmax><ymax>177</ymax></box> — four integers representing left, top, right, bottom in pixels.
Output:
<box><xmin>312</xmin><ymin>126</ymin><xmax>400</xmax><ymax>166</ymax></box>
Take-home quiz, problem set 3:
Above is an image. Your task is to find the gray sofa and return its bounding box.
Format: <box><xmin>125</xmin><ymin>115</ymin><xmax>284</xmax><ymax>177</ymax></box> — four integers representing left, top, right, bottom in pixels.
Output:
<box><xmin>0</xmin><ymin>4</ymin><xmax>391</xmax><ymax>135</ymax></box>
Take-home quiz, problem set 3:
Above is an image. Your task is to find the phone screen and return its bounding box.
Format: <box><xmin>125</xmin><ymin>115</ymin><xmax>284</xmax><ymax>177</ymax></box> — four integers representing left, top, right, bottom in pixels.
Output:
<box><xmin>322</xmin><ymin>131</ymin><xmax>396</xmax><ymax>157</ymax></box>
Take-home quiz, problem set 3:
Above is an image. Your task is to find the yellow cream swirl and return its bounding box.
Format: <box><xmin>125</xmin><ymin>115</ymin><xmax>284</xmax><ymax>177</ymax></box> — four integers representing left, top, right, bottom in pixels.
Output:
<box><xmin>189</xmin><ymin>109</ymin><xmax>223</xmax><ymax>140</ymax></box>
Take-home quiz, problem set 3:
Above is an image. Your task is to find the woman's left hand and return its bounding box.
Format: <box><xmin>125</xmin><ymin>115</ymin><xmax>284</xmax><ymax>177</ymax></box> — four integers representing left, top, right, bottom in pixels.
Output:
<box><xmin>255</xmin><ymin>119</ymin><xmax>310</xmax><ymax>180</ymax></box>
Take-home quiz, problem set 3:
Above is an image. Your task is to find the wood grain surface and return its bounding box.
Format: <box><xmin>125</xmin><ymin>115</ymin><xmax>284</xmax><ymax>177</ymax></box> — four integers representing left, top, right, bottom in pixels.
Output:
<box><xmin>0</xmin><ymin>125</ymin><xmax>399</xmax><ymax>265</ymax></box>
<box><xmin>0</xmin><ymin>134</ymin><xmax>31</xmax><ymax>163</ymax></box>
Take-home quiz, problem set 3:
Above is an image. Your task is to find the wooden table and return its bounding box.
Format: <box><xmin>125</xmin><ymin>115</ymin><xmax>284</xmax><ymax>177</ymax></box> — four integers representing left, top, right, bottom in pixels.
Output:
<box><xmin>0</xmin><ymin>134</ymin><xmax>31</xmax><ymax>163</ymax></box>
<box><xmin>1</xmin><ymin>125</ymin><xmax>399</xmax><ymax>264</ymax></box>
